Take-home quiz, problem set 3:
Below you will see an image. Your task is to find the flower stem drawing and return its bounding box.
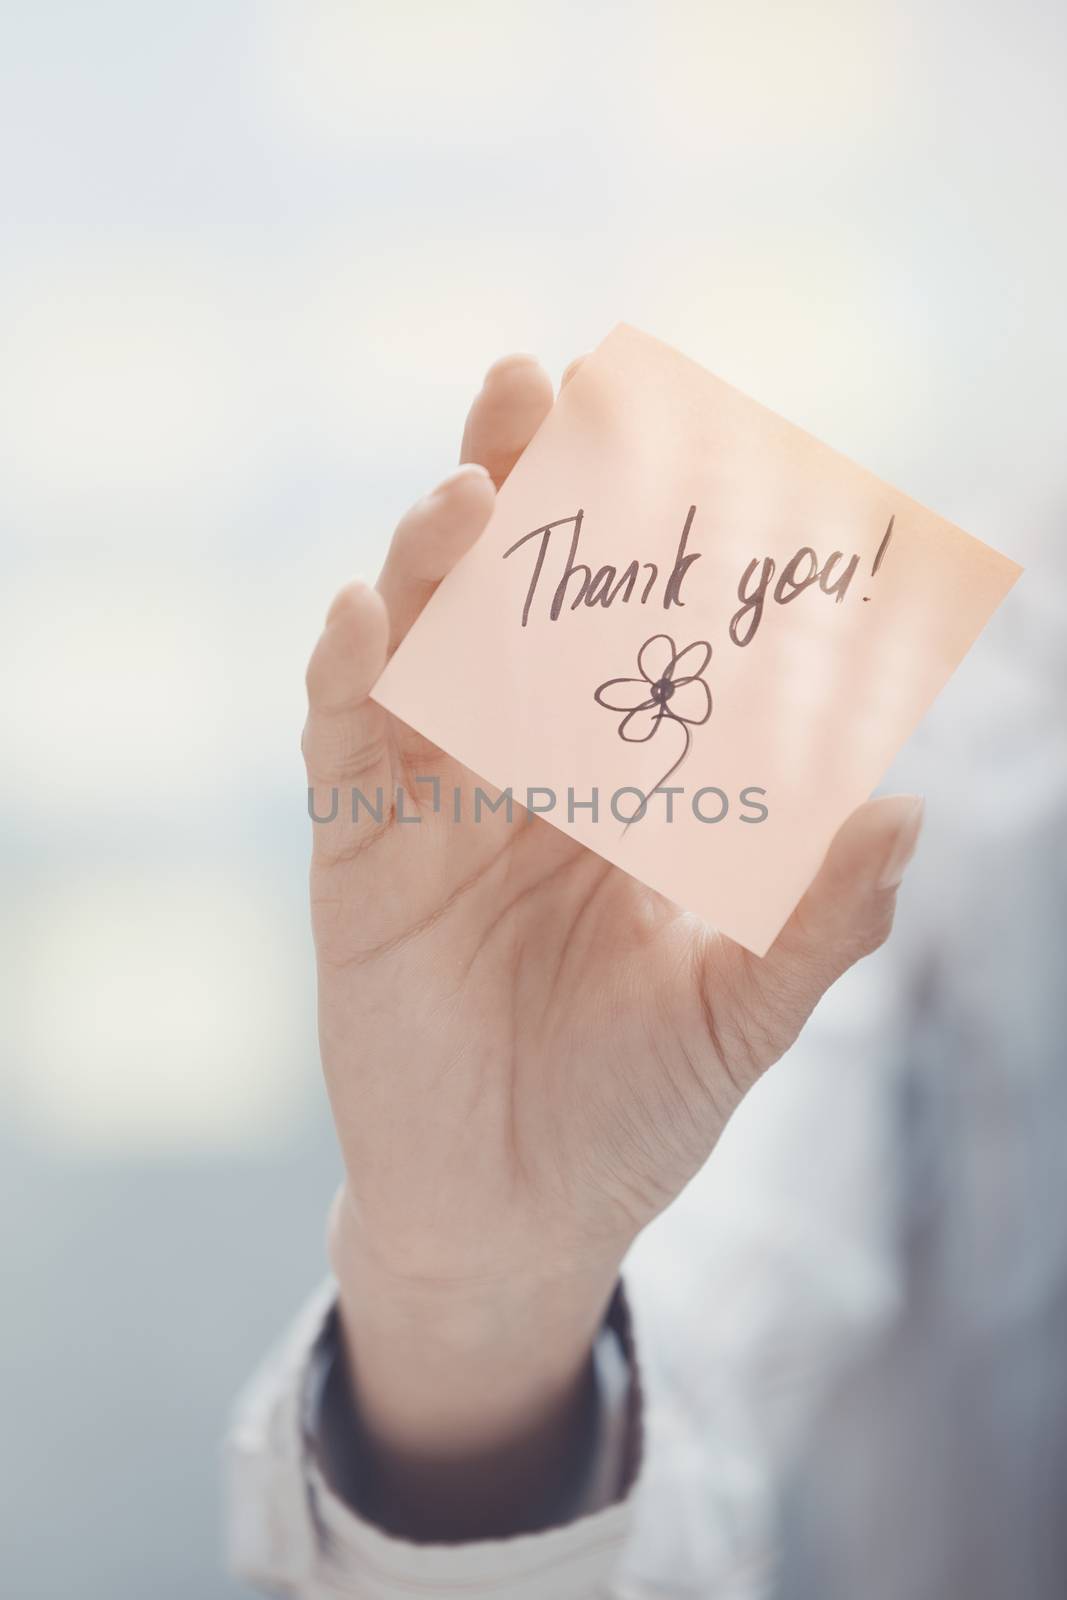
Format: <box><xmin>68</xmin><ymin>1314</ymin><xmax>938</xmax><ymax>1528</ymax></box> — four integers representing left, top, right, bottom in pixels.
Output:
<box><xmin>594</xmin><ymin>633</ymin><xmax>713</xmax><ymax>819</ymax></box>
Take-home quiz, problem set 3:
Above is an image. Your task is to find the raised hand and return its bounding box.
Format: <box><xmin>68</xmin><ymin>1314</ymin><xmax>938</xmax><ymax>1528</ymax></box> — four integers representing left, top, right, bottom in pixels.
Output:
<box><xmin>301</xmin><ymin>354</ymin><xmax>923</xmax><ymax>1538</ymax></box>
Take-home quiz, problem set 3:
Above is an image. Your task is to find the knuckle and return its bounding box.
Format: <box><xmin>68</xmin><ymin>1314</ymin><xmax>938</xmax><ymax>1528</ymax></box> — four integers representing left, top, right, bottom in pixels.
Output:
<box><xmin>303</xmin><ymin>711</ymin><xmax>388</xmax><ymax>785</ymax></box>
<box><xmin>857</xmin><ymin>894</ymin><xmax>896</xmax><ymax>957</ymax></box>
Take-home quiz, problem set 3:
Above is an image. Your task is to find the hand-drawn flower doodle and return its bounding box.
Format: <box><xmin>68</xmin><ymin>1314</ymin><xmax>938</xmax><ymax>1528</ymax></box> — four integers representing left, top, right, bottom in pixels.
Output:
<box><xmin>595</xmin><ymin>633</ymin><xmax>712</xmax><ymax>805</ymax></box>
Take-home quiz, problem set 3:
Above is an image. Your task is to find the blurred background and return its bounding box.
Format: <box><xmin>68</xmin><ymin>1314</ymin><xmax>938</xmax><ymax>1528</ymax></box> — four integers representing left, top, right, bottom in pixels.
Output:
<box><xmin>1</xmin><ymin>2</ymin><xmax>1064</xmax><ymax>1596</ymax></box>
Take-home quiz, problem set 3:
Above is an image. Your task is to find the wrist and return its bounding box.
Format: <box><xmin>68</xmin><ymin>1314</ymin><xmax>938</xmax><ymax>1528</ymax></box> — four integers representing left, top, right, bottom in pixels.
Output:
<box><xmin>327</xmin><ymin>1184</ymin><xmax>621</xmax><ymax>1450</ymax></box>
<box><xmin>325</xmin><ymin>1186</ymin><xmax>623</xmax><ymax>1539</ymax></box>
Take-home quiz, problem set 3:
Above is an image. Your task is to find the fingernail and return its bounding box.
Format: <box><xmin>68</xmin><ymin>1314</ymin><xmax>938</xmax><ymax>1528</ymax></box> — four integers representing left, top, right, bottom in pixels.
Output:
<box><xmin>877</xmin><ymin>795</ymin><xmax>925</xmax><ymax>891</ymax></box>
<box><xmin>430</xmin><ymin>462</ymin><xmax>492</xmax><ymax>497</ymax></box>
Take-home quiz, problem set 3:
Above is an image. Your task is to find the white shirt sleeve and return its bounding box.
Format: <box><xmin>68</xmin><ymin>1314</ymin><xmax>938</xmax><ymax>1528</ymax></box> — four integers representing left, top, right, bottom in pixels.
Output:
<box><xmin>225</xmin><ymin>1279</ymin><xmax>642</xmax><ymax>1599</ymax></box>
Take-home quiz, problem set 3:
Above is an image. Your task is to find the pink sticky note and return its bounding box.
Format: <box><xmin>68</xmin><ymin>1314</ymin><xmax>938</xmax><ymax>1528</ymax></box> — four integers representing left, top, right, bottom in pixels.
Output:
<box><xmin>372</xmin><ymin>325</ymin><xmax>1022</xmax><ymax>956</ymax></box>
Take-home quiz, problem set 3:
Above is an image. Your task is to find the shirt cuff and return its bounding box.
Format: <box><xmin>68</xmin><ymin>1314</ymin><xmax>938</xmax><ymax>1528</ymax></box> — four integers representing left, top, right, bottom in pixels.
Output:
<box><xmin>226</xmin><ymin>1280</ymin><xmax>643</xmax><ymax>1599</ymax></box>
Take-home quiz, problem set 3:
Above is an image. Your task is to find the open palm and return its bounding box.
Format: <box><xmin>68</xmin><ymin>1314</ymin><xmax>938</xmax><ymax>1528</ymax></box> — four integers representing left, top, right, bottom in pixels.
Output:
<box><xmin>303</xmin><ymin>353</ymin><xmax>921</xmax><ymax>1298</ymax></box>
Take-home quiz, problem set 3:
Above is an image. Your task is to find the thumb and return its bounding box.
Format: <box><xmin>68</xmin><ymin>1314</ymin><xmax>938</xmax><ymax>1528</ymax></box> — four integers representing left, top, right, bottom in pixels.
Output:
<box><xmin>752</xmin><ymin>793</ymin><xmax>924</xmax><ymax>1029</ymax></box>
